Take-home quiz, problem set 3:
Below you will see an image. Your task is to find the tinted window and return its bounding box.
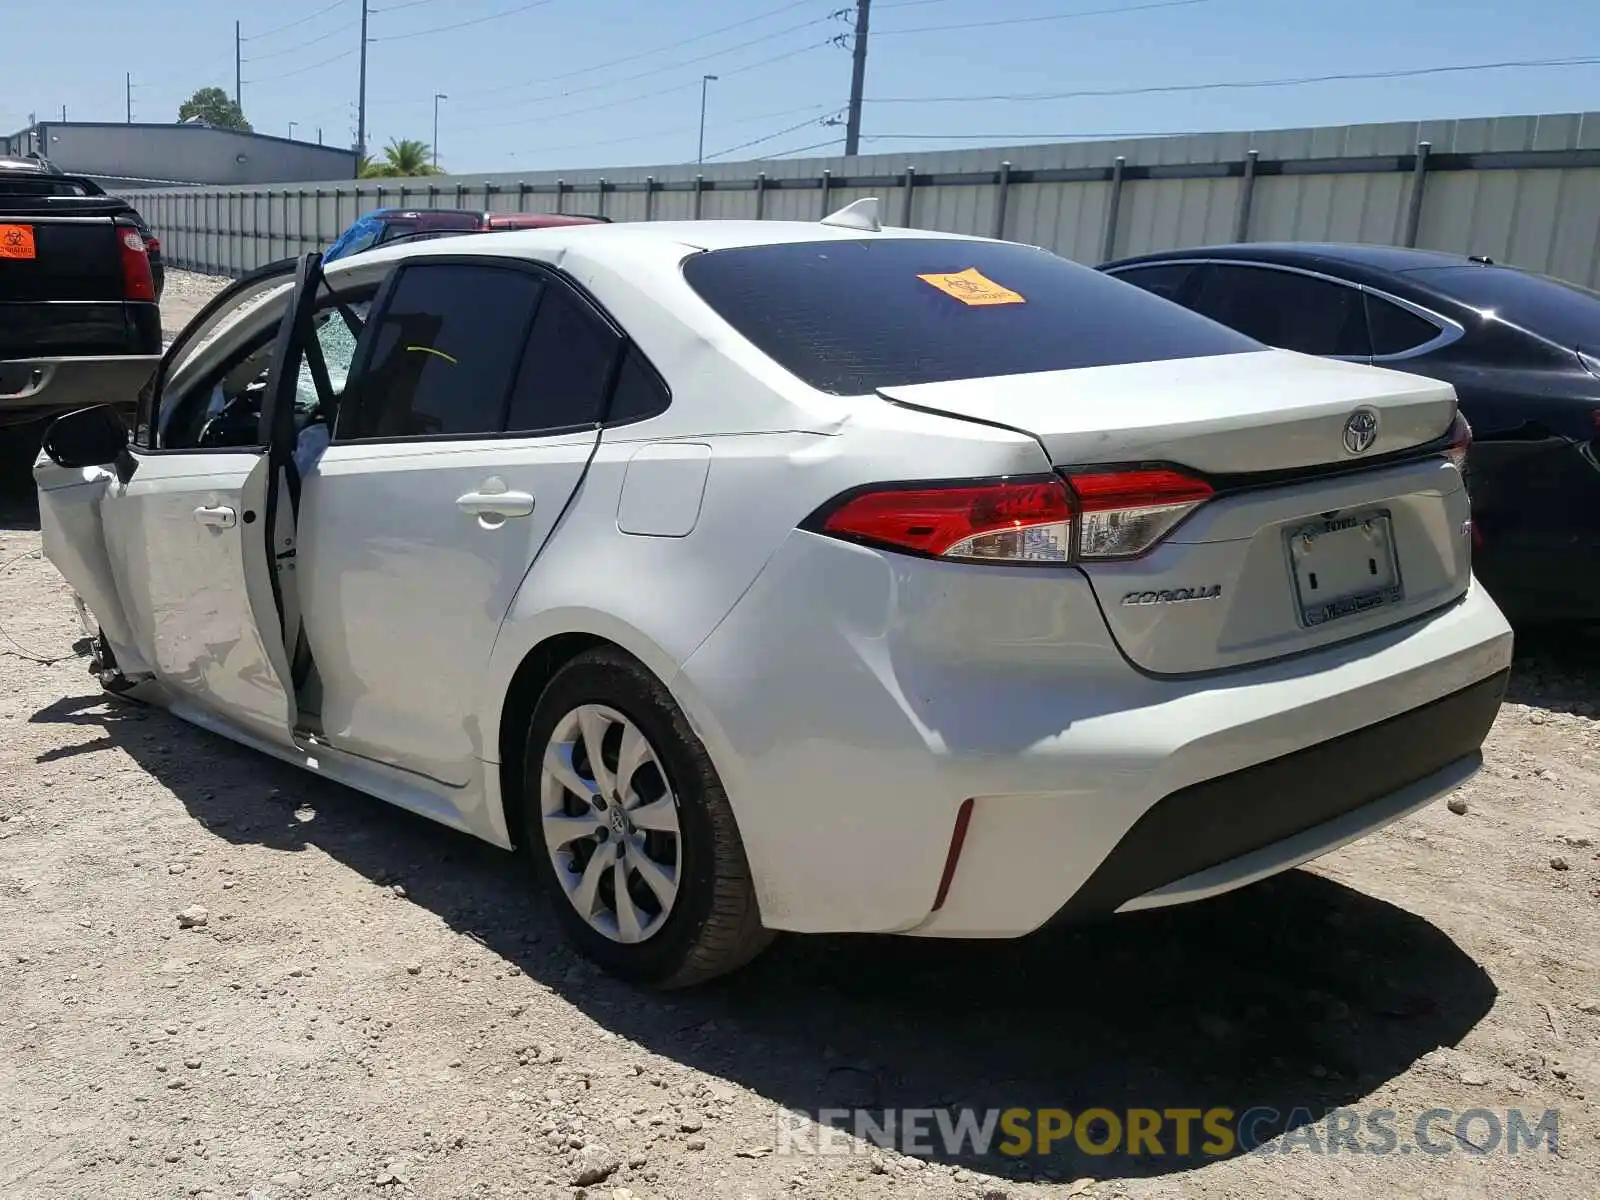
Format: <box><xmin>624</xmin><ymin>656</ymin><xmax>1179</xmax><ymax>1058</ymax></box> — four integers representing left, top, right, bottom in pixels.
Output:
<box><xmin>341</xmin><ymin>263</ymin><xmax>540</xmax><ymax>440</ymax></box>
<box><xmin>504</xmin><ymin>283</ymin><xmax>621</xmax><ymax>434</ymax></box>
<box><xmin>681</xmin><ymin>238</ymin><xmax>1255</xmax><ymax>395</ymax></box>
<box><xmin>1109</xmin><ymin>262</ymin><xmax>1196</xmax><ymax>301</ymax></box>
<box><xmin>1189</xmin><ymin>265</ymin><xmax>1369</xmax><ymax>357</ymax></box>
<box><xmin>1365</xmin><ymin>294</ymin><xmax>1440</xmax><ymax>356</ymax></box>
<box><xmin>608</xmin><ymin>347</ymin><xmax>671</xmax><ymax>424</ymax></box>
<box><xmin>1406</xmin><ymin>265</ymin><xmax>1600</xmax><ymax>352</ymax></box>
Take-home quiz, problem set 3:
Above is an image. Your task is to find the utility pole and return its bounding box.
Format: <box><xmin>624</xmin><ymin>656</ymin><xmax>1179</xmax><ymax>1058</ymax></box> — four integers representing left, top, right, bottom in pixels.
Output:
<box><xmin>235</xmin><ymin>21</ymin><xmax>242</xmax><ymax>107</ymax></box>
<box><xmin>696</xmin><ymin>74</ymin><xmax>717</xmax><ymax>164</ymax></box>
<box><xmin>125</xmin><ymin>72</ymin><xmax>133</xmax><ymax>124</ymax></box>
<box><xmin>61</xmin><ymin>105</ymin><xmax>67</xmax><ymax>122</ymax></box>
<box><xmin>432</xmin><ymin>93</ymin><xmax>447</xmax><ymax>167</ymax></box>
<box><xmin>844</xmin><ymin>0</ymin><xmax>870</xmax><ymax>156</ymax></box>
<box><xmin>356</xmin><ymin>0</ymin><xmax>370</xmax><ymax>166</ymax></box>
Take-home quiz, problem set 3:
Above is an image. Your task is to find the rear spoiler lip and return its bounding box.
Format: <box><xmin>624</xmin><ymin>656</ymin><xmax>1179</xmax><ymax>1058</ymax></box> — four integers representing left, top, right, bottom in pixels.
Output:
<box><xmin>876</xmin><ymin>389</ymin><xmax>1464</xmax><ymax>495</ymax></box>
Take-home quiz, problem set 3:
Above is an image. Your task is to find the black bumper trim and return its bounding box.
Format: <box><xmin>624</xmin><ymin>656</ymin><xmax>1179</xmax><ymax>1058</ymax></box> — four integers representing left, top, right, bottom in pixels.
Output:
<box><xmin>1051</xmin><ymin>668</ymin><xmax>1509</xmax><ymax>922</ymax></box>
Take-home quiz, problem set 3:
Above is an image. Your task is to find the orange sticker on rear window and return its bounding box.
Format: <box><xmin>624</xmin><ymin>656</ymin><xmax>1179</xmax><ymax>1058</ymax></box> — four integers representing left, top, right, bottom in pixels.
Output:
<box><xmin>0</xmin><ymin>224</ymin><xmax>36</xmax><ymax>260</ymax></box>
<box><xmin>917</xmin><ymin>266</ymin><xmax>1024</xmax><ymax>306</ymax></box>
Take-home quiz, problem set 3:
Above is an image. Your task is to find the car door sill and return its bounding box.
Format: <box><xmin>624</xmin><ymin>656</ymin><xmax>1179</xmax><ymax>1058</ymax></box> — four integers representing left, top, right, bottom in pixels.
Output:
<box><xmin>164</xmin><ymin>697</ymin><xmax>474</xmax><ymax>834</ymax></box>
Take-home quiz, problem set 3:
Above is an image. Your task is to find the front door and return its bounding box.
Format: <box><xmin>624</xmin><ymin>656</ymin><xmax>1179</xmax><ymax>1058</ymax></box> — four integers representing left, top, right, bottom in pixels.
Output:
<box><xmin>40</xmin><ymin>254</ymin><xmax>330</xmax><ymax>744</ymax></box>
<box><xmin>296</xmin><ymin>257</ymin><xmax>622</xmax><ymax>787</ymax></box>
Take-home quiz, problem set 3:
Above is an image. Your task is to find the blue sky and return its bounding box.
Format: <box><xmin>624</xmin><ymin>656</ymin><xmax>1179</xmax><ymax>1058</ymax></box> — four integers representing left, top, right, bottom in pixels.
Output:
<box><xmin>5</xmin><ymin>0</ymin><xmax>1597</xmax><ymax>172</ymax></box>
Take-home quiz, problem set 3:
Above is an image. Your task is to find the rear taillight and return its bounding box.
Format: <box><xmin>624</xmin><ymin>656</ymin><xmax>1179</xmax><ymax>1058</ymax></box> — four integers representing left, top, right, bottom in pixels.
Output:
<box><xmin>116</xmin><ymin>222</ymin><xmax>155</xmax><ymax>301</ymax></box>
<box><xmin>811</xmin><ymin>467</ymin><xmax>1213</xmax><ymax>565</ymax></box>
<box><xmin>1066</xmin><ymin>467</ymin><xmax>1214</xmax><ymax>559</ymax></box>
<box><xmin>1446</xmin><ymin>412</ymin><xmax>1472</xmax><ymax>471</ymax></box>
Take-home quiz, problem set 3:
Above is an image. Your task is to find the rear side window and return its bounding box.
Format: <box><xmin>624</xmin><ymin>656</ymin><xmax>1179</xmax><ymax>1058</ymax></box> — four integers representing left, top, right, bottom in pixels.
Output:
<box><xmin>1188</xmin><ymin>265</ymin><xmax>1369</xmax><ymax>357</ymax></box>
<box><xmin>504</xmin><ymin>282</ymin><xmax>622</xmax><ymax>434</ymax></box>
<box><xmin>1108</xmin><ymin>262</ymin><xmax>1197</xmax><ymax>302</ymax></box>
<box><xmin>340</xmin><ymin>262</ymin><xmax>541</xmax><ymax>440</ymax></box>
<box><xmin>681</xmin><ymin>238</ymin><xmax>1256</xmax><ymax>395</ymax></box>
<box><xmin>1406</xmin><ymin>264</ymin><xmax>1600</xmax><ymax>351</ymax></box>
<box><xmin>608</xmin><ymin>347</ymin><xmax>672</xmax><ymax>424</ymax></box>
<box><xmin>1365</xmin><ymin>294</ymin><xmax>1440</xmax><ymax>356</ymax></box>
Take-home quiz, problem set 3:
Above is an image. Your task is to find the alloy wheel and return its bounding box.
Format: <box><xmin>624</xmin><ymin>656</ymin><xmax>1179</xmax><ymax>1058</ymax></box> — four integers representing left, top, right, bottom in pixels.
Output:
<box><xmin>539</xmin><ymin>703</ymin><xmax>682</xmax><ymax>943</ymax></box>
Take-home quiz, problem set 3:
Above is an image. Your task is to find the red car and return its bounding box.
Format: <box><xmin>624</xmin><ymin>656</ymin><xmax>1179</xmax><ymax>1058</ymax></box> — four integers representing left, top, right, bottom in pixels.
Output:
<box><xmin>323</xmin><ymin>207</ymin><xmax>608</xmax><ymax>263</ymax></box>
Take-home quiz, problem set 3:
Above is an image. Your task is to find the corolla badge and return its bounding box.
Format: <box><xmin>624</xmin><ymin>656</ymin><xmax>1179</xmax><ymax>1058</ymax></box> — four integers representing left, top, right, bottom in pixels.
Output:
<box><xmin>1342</xmin><ymin>407</ymin><xmax>1380</xmax><ymax>455</ymax></box>
<box><xmin>1121</xmin><ymin>585</ymin><xmax>1223</xmax><ymax>606</ymax></box>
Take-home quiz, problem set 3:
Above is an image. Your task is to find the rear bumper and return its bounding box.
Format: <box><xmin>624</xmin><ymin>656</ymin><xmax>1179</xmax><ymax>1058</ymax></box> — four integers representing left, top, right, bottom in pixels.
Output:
<box><xmin>675</xmin><ymin>529</ymin><xmax>1514</xmax><ymax>937</ymax></box>
<box><xmin>0</xmin><ymin>354</ymin><xmax>159</xmax><ymax>428</ymax></box>
<box><xmin>1047</xmin><ymin>667</ymin><xmax>1506</xmax><ymax>922</ymax></box>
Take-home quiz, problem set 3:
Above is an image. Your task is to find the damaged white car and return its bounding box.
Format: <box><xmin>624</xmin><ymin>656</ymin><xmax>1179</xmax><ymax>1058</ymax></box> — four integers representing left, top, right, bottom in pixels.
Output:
<box><xmin>36</xmin><ymin>204</ymin><xmax>1512</xmax><ymax>987</ymax></box>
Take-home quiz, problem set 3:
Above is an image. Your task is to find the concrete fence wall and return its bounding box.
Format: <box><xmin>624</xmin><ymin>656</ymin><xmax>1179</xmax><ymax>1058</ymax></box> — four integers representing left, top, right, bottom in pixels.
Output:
<box><xmin>119</xmin><ymin>111</ymin><xmax>1600</xmax><ymax>288</ymax></box>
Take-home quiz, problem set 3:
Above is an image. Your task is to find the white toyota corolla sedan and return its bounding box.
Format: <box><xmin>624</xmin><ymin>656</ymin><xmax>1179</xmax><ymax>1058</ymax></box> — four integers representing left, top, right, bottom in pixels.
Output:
<box><xmin>35</xmin><ymin>200</ymin><xmax>1512</xmax><ymax>987</ymax></box>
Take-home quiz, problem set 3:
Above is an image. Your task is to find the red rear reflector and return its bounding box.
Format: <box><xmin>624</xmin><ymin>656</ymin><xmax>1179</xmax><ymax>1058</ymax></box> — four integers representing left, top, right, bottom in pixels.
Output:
<box><xmin>931</xmin><ymin>798</ymin><xmax>975</xmax><ymax>912</ymax></box>
<box><xmin>117</xmin><ymin>225</ymin><xmax>155</xmax><ymax>302</ymax></box>
<box><xmin>820</xmin><ymin>477</ymin><xmax>1072</xmax><ymax>562</ymax></box>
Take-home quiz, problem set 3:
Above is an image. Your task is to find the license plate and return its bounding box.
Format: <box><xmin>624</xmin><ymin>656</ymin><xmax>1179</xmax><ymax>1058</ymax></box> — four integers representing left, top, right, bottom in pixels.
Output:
<box><xmin>0</xmin><ymin>223</ymin><xmax>36</xmax><ymax>260</ymax></box>
<box><xmin>1286</xmin><ymin>511</ymin><xmax>1403</xmax><ymax>627</ymax></box>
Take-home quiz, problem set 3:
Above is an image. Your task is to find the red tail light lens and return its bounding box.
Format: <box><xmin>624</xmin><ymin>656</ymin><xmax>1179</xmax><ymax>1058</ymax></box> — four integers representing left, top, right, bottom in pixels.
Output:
<box><xmin>1445</xmin><ymin>412</ymin><xmax>1472</xmax><ymax>470</ymax></box>
<box><xmin>116</xmin><ymin>222</ymin><xmax>156</xmax><ymax>301</ymax></box>
<box><xmin>812</xmin><ymin>467</ymin><xmax>1213</xmax><ymax>565</ymax></box>
<box><xmin>820</xmin><ymin>478</ymin><xmax>1073</xmax><ymax>562</ymax></box>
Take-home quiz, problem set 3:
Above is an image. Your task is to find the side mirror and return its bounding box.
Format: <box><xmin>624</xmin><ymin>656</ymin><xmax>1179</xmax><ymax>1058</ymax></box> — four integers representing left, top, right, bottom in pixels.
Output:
<box><xmin>41</xmin><ymin>404</ymin><xmax>131</xmax><ymax>469</ymax></box>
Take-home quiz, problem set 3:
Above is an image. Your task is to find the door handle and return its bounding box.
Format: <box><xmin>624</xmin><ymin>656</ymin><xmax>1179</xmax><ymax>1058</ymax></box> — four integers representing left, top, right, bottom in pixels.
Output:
<box><xmin>456</xmin><ymin>488</ymin><xmax>535</xmax><ymax>519</ymax></box>
<box><xmin>193</xmin><ymin>504</ymin><xmax>237</xmax><ymax>528</ymax></box>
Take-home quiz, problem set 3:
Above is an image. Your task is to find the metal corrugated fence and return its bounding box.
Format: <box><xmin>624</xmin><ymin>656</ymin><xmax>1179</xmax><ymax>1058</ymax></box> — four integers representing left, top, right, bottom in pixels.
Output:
<box><xmin>119</xmin><ymin>111</ymin><xmax>1600</xmax><ymax>288</ymax></box>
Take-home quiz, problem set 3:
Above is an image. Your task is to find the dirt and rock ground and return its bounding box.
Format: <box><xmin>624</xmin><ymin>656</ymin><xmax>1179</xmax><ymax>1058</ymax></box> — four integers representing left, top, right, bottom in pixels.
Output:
<box><xmin>0</xmin><ymin>269</ymin><xmax>1597</xmax><ymax>1198</ymax></box>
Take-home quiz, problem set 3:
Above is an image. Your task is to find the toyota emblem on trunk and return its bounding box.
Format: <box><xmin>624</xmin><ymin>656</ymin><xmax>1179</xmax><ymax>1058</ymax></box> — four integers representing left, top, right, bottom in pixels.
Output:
<box><xmin>1342</xmin><ymin>407</ymin><xmax>1380</xmax><ymax>455</ymax></box>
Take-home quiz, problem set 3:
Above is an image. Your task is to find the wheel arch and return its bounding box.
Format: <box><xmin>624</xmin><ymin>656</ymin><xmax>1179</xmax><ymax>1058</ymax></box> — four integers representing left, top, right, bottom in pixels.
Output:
<box><xmin>485</xmin><ymin>613</ymin><xmax>731</xmax><ymax>854</ymax></box>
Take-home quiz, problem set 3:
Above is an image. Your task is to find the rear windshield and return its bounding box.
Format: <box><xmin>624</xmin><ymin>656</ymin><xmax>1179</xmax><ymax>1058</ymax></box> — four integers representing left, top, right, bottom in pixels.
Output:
<box><xmin>0</xmin><ymin>175</ymin><xmax>93</xmax><ymax>197</ymax></box>
<box><xmin>1407</xmin><ymin>265</ymin><xmax>1600</xmax><ymax>351</ymax></box>
<box><xmin>680</xmin><ymin>237</ymin><xmax>1257</xmax><ymax>394</ymax></box>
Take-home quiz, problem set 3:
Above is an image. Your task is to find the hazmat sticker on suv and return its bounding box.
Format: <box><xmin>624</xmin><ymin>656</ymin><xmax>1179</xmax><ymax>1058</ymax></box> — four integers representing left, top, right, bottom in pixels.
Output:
<box><xmin>0</xmin><ymin>224</ymin><xmax>37</xmax><ymax>260</ymax></box>
<box><xmin>917</xmin><ymin>267</ymin><xmax>1025</xmax><ymax>306</ymax></box>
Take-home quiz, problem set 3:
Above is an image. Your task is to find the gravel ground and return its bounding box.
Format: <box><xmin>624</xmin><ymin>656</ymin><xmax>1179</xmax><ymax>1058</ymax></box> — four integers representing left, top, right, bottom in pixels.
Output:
<box><xmin>2</xmin><ymin>485</ymin><xmax>1599</xmax><ymax>1196</ymax></box>
<box><xmin>160</xmin><ymin>269</ymin><xmax>236</xmax><ymax>340</ymax></box>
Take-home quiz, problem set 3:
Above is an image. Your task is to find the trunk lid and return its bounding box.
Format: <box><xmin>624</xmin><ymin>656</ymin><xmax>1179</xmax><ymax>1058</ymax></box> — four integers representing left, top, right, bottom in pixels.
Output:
<box><xmin>876</xmin><ymin>349</ymin><xmax>1456</xmax><ymax>474</ymax></box>
<box><xmin>878</xmin><ymin>350</ymin><xmax>1473</xmax><ymax>674</ymax></box>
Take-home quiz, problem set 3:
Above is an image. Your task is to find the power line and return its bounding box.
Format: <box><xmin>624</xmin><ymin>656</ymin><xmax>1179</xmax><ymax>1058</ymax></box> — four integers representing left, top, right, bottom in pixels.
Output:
<box><xmin>451</xmin><ymin>13</ymin><xmax>839</xmax><ymax>115</ymax></box>
<box><xmin>708</xmin><ymin>112</ymin><xmax>843</xmax><ymax>159</ymax></box>
<box><xmin>373</xmin><ymin>0</ymin><xmax>552</xmax><ymax>42</ymax></box>
<box><xmin>241</xmin><ymin>19</ymin><xmax>360</xmax><ymax>62</ymax></box>
<box><xmin>874</xmin><ymin>0</ymin><xmax>1208</xmax><ymax>35</ymax></box>
<box><xmin>867</xmin><ymin>54</ymin><xmax>1600</xmax><ymax>103</ymax></box>
<box><xmin>757</xmin><ymin>135</ymin><xmax>845</xmax><ymax>159</ymax></box>
<box><xmin>503</xmin><ymin>103</ymin><xmax>837</xmax><ymax>160</ymax></box>
<box><xmin>242</xmin><ymin>0</ymin><xmax>351</xmax><ymax>41</ymax></box>
<box><xmin>469</xmin><ymin>38</ymin><xmax>836</xmax><ymax>132</ymax></box>
<box><xmin>440</xmin><ymin>0</ymin><xmax>830</xmax><ymax>102</ymax></box>
<box><xmin>243</xmin><ymin>46</ymin><xmax>358</xmax><ymax>86</ymax></box>
<box><xmin>370</xmin><ymin>0</ymin><xmax>450</xmax><ymax>11</ymax></box>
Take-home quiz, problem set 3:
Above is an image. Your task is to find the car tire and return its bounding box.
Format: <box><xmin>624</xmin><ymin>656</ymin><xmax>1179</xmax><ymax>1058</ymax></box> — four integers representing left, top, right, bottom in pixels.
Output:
<box><xmin>520</xmin><ymin>647</ymin><xmax>772</xmax><ymax>988</ymax></box>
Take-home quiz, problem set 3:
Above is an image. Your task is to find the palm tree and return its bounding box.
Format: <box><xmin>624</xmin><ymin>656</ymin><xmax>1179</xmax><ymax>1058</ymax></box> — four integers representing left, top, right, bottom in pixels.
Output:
<box><xmin>362</xmin><ymin>138</ymin><xmax>440</xmax><ymax>178</ymax></box>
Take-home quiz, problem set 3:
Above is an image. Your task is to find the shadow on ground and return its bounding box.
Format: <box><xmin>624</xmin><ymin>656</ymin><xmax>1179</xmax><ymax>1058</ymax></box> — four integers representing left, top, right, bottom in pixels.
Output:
<box><xmin>1504</xmin><ymin>622</ymin><xmax>1600</xmax><ymax>717</ymax></box>
<box><xmin>31</xmin><ymin>688</ymin><xmax>1504</xmax><ymax>1183</ymax></box>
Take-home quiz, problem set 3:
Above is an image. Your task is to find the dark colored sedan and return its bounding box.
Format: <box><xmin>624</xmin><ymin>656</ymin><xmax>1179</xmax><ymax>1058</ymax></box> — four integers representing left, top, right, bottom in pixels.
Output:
<box><xmin>1101</xmin><ymin>243</ymin><xmax>1600</xmax><ymax>624</ymax></box>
